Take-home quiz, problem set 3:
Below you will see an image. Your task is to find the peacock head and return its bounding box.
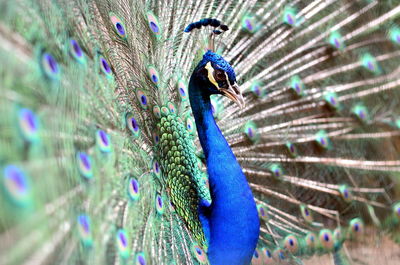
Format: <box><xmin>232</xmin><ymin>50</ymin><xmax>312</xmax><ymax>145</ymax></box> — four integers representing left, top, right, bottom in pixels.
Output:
<box><xmin>194</xmin><ymin>50</ymin><xmax>244</xmax><ymax>108</ymax></box>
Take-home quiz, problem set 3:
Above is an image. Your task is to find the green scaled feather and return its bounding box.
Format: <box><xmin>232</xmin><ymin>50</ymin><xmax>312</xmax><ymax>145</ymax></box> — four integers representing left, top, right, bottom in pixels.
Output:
<box><xmin>157</xmin><ymin>113</ymin><xmax>211</xmax><ymax>248</ymax></box>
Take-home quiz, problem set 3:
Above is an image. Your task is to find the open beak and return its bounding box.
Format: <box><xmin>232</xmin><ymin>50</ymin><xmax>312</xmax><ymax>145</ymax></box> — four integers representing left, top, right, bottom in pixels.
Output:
<box><xmin>220</xmin><ymin>83</ymin><xmax>245</xmax><ymax>109</ymax></box>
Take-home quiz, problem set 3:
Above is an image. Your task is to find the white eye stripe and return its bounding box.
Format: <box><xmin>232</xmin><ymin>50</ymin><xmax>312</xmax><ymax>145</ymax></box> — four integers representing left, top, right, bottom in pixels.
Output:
<box><xmin>205</xmin><ymin>62</ymin><xmax>220</xmax><ymax>89</ymax></box>
<box><xmin>224</xmin><ymin>72</ymin><xmax>240</xmax><ymax>94</ymax></box>
<box><xmin>204</xmin><ymin>62</ymin><xmax>236</xmax><ymax>91</ymax></box>
<box><xmin>224</xmin><ymin>72</ymin><xmax>231</xmax><ymax>87</ymax></box>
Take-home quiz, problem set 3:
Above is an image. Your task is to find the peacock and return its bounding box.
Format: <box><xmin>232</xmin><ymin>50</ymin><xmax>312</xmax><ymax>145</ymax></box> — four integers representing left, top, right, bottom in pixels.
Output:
<box><xmin>1</xmin><ymin>0</ymin><xmax>400</xmax><ymax>264</ymax></box>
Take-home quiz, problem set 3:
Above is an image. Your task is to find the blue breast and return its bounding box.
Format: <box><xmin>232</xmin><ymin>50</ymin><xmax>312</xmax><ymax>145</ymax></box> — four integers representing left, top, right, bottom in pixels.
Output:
<box><xmin>189</xmin><ymin>75</ymin><xmax>260</xmax><ymax>265</ymax></box>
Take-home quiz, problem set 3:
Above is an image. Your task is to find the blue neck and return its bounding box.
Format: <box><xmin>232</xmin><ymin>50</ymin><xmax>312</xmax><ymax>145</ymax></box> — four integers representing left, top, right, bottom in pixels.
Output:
<box><xmin>189</xmin><ymin>75</ymin><xmax>260</xmax><ymax>265</ymax></box>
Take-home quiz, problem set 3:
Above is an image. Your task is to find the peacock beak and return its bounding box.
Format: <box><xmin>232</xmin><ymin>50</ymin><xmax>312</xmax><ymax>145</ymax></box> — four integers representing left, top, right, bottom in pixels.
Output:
<box><xmin>220</xmin><ymin>83</ymin><xmax>245</xmax><ymax>109</ymax></box>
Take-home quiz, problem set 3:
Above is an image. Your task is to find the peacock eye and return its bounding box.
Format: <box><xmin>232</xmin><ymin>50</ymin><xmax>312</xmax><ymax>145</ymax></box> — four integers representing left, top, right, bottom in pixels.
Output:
<box><xmin>214</xmin><ymin>70</ymin><xmax>225</xmax><ymax>81</ymax></box>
